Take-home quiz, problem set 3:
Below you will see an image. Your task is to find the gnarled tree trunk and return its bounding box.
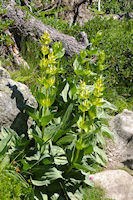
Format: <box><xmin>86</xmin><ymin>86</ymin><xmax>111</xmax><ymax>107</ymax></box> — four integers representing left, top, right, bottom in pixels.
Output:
<box><xmin>2</xmin><ymin>0</ymin><xmax>88</xmax><ymax>57</ymax></box>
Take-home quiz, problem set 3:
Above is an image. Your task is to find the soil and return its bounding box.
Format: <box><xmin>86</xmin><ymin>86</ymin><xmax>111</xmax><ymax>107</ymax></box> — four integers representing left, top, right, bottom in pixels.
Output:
<box><xmin>105</xmin><ymin>137</ymin><xmax>125</xmax><ymax>170</ymax></box>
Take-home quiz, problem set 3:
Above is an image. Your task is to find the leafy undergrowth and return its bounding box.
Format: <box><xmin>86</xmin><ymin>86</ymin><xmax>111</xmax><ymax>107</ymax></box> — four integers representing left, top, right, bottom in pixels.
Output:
<box><xmin>0</xmin><ymin>171</ymin><xmax>33</xmax><ymax>200</ymax></box>
<box><xmin>83</xmin><ymin>186</ymin><xmax>113</xmax><ymax>200</ymax></box>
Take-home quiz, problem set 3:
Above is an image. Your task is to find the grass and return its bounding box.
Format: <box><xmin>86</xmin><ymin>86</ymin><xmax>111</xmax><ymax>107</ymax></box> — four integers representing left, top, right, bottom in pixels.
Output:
<box><xmin>0</xmin><ymin>171</ymin><xmax>34</xmax><ymax>200</ymax></box>
<box><xmin>83</xmin><ymin>186</ymin><xmax>114</xmax><ymax>200</ymax></box>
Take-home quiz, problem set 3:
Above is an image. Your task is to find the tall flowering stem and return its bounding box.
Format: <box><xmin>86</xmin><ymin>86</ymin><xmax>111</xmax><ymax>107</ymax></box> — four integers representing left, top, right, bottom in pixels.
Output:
<box><xmin>36</xmin><ymin>32</ymin><xmax>64</xmax><ymax>139</ymax></box>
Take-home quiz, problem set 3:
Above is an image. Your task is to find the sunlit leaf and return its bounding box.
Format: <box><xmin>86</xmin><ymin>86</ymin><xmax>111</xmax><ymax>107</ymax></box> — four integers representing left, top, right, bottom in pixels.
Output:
<box><xmin>61</xmin><ymin>82</ymin><xmax>69</xmax><ymax>102</ymax></box>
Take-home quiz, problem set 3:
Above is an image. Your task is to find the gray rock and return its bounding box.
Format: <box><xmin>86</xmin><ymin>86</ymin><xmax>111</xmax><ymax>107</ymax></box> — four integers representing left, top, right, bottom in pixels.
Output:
<box><xmin>92</xmin><ymin>170</ymin><xmax>133</xmax><ymax>200</ymax></box>
<box><xmin>110</xmin><ymin>110</ymin><xmax>133</xmax><ymax>169</ymax></box>
<box><xmin>110</xmin><ymin>109</ymin><xmax>133</xmax><ymax>143</ymax></box>
<box><xmin>0</xmin><ymin>77</ymin><xmax>37</xmax><ymax>135</ymax></box>
<box><xmin>76</xmin><ymin>3</ymin><xmax>94</xmax><ymax>25</ymax></box>
<box><xmin>0</xmin><ymin>65</ymin><xmax>10</xmax><ymax>78</ymax></box>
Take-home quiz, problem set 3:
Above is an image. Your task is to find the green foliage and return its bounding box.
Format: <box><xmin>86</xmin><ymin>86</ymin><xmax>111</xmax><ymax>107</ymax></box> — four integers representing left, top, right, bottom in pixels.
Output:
<box><xmin>83</xmin><ymin>17</ymin><xmax>133</xmax><ymax>96</ymax></box>
<box><xmin>90</xmin><ymin>0</ymin><xmax>132</xmax><ymax>14</ymax></box>
<box><xmin>0</xmin><ymin>19</ymin><xmax>14</xmax><ymax>46</ymax></box>
<box><xmin>10</xmin><ymin>37</ymin><xmax>41</xmax><ymax>93</ymax></box>
<box><xmin>100</xmin><ymin>0</ymin><xmax>133</xmax><ymax>14</ymax></box>
<box><xmin>83</xmin><ymin>186</ymin><xmax>113</xmax><ymax>200</ymax></box>
<box><xmin>1</xmin><ymin>32</ymin><xmax>116</xmax><ymax>199</ymax></box>
<box><xmin>0</xmin><ymin>171</ymin><xmax>33</xmax><ymax>200</ymax></box>
<box><xmin>104</xmin><ymin>88</ymin><xmax>133</xmax><ymax>113</ymax></box>
<box><xmin>0</xmin><ymin>2</ymin><xmax>14</xmax><ymax>46</ymax></box>
<box><xmin>0</xmin><ymin>131</ymin><xmax>34</xmax><ymax>200</ymax></box>
<box><xmin>33</xmin><ymin>13</ymin><xmax>133</xmax><ymax>97</ymax></box>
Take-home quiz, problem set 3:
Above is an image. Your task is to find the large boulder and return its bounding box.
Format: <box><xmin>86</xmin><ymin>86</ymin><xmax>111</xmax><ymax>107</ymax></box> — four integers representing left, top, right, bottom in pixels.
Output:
<box><xmin>110</xmin><ymin>109</ymin><xmax>133</xmax><ymax>142</ymax></box>
<box><xmin>92</xmin><ymin>170</ymin><xmax>133</xmax><ymax>200</ymax></box>
<box><xmin>109</xmin><ymin>110</ymin><xmax>133</xmax><ymax>169</ymax></box>
<box><xmin>0</xmin><ymin>76</ymin><xmax>37</xmax><ymax>135</ymax></box>
<box><xmin>0</xmin><ymin>67</ymin><xmax>10</xmax><ymax>78</ymax></box>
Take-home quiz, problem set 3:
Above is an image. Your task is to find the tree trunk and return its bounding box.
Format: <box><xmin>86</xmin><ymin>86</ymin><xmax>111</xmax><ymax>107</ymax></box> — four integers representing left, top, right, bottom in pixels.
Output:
<box><xmin>3</xmin><ymin>0</ymin><xmax>88</xmax><ymax>56</ymax></box>
<box><xmin>98</xmin><ymin>0</ymin><xmax>101</xmax><ymax>12</ymax></box>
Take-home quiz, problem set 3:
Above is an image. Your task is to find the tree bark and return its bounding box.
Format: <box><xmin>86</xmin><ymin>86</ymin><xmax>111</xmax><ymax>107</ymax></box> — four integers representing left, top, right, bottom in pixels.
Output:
<box><xmin>3</xmin><ymin>0</ymin><xmax>88</xmax><ymax>56</ymax></box>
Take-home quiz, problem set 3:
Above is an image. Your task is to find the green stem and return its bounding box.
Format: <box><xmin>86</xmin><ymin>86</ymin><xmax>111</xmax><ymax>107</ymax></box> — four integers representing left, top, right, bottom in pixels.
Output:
<box><xmin>66</xmin><ymin>112</ymin><xmax>85</xmax><ymax>174</ymax></box>
<box><xmin>73</xmin><ymin>149</ymin><xmax>80</xmax><ymax>164</ymax></box>
<box><xmin>42</xmin><ymin>87</ymin><xmax>49</xmax><ymax>138</ymax></box>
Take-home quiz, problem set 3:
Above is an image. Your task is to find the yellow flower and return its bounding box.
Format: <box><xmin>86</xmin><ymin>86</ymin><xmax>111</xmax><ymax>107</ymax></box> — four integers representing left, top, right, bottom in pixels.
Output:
<box><xmin>40</xmin><ymin>32</ymin><xmax>52</xmax><ymax>45</ymax></box>
<box><xmin>78</xmin><ymin>80</ymin><xmax>90</xmax><ymax>100</ymax></box>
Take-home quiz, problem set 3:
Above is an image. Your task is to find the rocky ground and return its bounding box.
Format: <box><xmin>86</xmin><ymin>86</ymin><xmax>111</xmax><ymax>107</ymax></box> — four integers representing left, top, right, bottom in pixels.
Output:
<box><xmin>105</xmin><ymin>137</ymin><xmax>125</xmax><ymax>169</ymax></box>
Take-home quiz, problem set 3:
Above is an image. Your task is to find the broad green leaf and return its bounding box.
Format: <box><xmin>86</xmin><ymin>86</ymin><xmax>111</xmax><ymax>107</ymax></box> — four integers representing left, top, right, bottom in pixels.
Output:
<box><xmin>26</xmin><ymin>152</ymin><xmax>40</xmax><ymax>161</ymax></box>
<box><xmin>101</xmin><ymin>126</ymin><xmax>114</xmax><ymax>140</ymax></box>
<box><xmin>31</xmin><ymin>167</ymin><xmax>63</xmax><ymax>186</ymax></box>
<box><xmin>94</xmin><ymin>146</ymin><xmax>107</xmax><ymax>162</ymax></box>
<box><xmin>32</xmin><ymin>133</ymin><xmax>43</xmax><ymax>145</ymax></box>
<box><xmin>67</xmin><ymin>190</ymin><xmax>83</xmax><ymax>200</ymax></box>
<box><xmin>42</xmin><ymin>157</ymin><xmax>53</xmax><ymax>165</ymax></box>
<box><xmin>73</xmin><ymin>58</ymin><xmax>84</xmax><ymax>75</ymax></box>
<box><xmin>101</xmin><ymin>99</ymin><xmax>117</xmax><ymax>110</ymax></box>
<box><xmin>69</xmin><ymin>85</ymin><xmax>77</xmax><ymax>99</ymax></box>
<box><xmin>0</xmin><ymin>155</ymin><xmax>10</xmax><ymax>171</ymax></box>
<box><xmin>92</xmin><ymin>153</ymin><xmax>105</xmax><ymax>166</ymax></box>
<box><xmin>96</xmin><ymin>107</ymin><xmax>110</xmax><ymax>119</ymax></box>
<box><xmin>0</xmin><ymin>133</ymin><xmax>13</xmax><ymax>155</ymax></box>
<box><xmin>43</xmin><ymin>167</ymin><xmax>63</xmax><ymax>181</ymax></box>
<box><xmin>61</xmin><ymin>103</ymin><xmax>73</xmax><ymax>129</ymax></box>
<box><xmin>1</xmin><ymin>126</ymin><xmax>17</xmax><ymax>139</ymax></box>
<box><xmin>41</xmin><ymin>114</ymin><xmax>54</xmax><ymax>127</ymax></box>
<box><xmin>84</xmin><ymin>145</ymin><xmax>94</xmax><ymax>155</ymax></box>
<box><xmin>87</xmin><ymin>49</ymin><xmax>98</xmax><ymax>56</ymax></box>
<box><xmin>96</xmin><ymin>132</ymin><xmax>106</xmax><ymax>148</ymax></box>
<box><xmin>55</xmin><ymin>48</ymin><xmax>65</xmax><ymax>59</ymax></box>
<box><xmin>51</xmin><ymin>146</ymin><xmax>68</xmax><ymax>165</ymax></box>
<box><xmin>51</xmin><ymin>193</ymin><xmax>59</xmax><ymax>200</ymax></box>
<box><xmin>52</xmin><ymin>41</ymin><xmax>65</xmax><ymax>59</ymax></box>
<box><xmin>41</xmin><ymin>193</ymin><xmax>48</xmax><ymax>200</ymax></box>
<box><xmin>88</xmin><ymin>106</ymin><xmax>96</xmax><ymax>119</ymax></box>
<box><xmin>21</xmin><ymin>160</ymin><xmax>31</xmax><ymax>171</ymax></box>
<box><xmin>31</xmin><ymin>179</ymin><xmax>50</xmax><ymax>187</ymax></box>
<box><xmin>29</xmin><ymin>124</ymin><xmax>42</xmax><ymax>138</ymax></box>
<box><xmin>80</xmin><ymin>50</ymin><xmax>87</xmax><ymax>59</ymax></box>
<box><xmin>53</xmin><ymin>129</ymin><xmax>67</xmax><ymax>143</ymax></box>
<box><xmin>54</xmin><ymin>155</ymin><xmax>68</xmax><ymax>165</ymax></box>
<box><xmin>43</xmin><ymin>124</ymin><xmax>61</xmax><ymax>143</ymax></box>
<box><xmin>56</xmin><ymin>135</ymin><xmax>75</xmax><ymax>146</ymax></box>
<box><xmin>26</xmin><ymin>110</ymin><xmax>40</xmax><ymax>126</ymax></box>
<box><xmin>73</xmin><ymin>58</ymin><xmax>79</xmax><ymax>72</ymax></box>
<box><xmin>81</xmin><ymin>121</ymin><xmax>92</xmax><ymax>133</ymax></box>
<box><xmin>73</xmin><ymin>163</ymin><xmax>95</xmax><ymax>172</ymax></box>
<box><xmin>53</xmin><ymin>104</ymin><xmax>73</xmax><ymax>142</ymax></box>
<box><xmin>61</xmin><ymin>82</ymin><xmax>69</xmax><ymax>102</ymax></box>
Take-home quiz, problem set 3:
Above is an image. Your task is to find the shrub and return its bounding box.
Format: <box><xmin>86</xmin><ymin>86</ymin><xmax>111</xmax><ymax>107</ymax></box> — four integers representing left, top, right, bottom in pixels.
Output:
<box><xmin>0</xmin><ymin>32</ymin><xmax>116</xmax><ymax>199</ymax></box>
<box><xmin>91</xmin><ymin>0</ymin><xmax>132</xmax><ymax>14</ymax></box>
<box><xmin>83</xmin><ymin>17</ymin><xmax>133</xmax><ymax>96</ymax></box>
<box><xmin>101</xmin><ymin>0</ymin><xmax>133</xmax><ymax>14</ymax></box>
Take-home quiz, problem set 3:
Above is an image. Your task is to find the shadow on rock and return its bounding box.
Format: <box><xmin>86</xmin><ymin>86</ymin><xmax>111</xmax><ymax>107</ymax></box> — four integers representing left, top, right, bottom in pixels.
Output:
<box><xmin>7</xmin><ymin>83</ymin><xmax>29</xmax><ymax>137</ymax></box>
